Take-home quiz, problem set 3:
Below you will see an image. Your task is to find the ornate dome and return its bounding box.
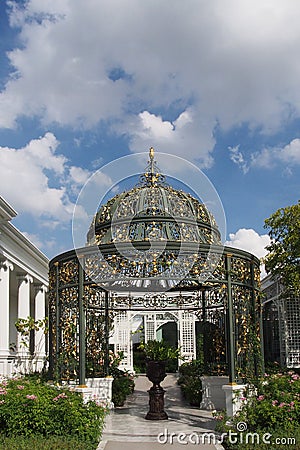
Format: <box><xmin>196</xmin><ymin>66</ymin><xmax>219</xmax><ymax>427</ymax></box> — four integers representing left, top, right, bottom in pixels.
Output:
<box><xmin>87</xmin><ymin>148</ymin><xmax>221</xmax><ymax>248</ymax></box>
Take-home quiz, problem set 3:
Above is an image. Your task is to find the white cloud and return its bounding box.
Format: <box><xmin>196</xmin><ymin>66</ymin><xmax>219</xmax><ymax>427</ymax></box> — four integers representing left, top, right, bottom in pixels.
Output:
<box><xmin>2</xmin><ymin>1</ymin><xmax>300</xmax><ymax>162</ymax></box>
<box><xmin>251</xmin><ymin>138</ymin><xmax>300</xmax><ymax>171</ymax></box>
<box><xmin>229</xmin><ymin>145</ymin><xmax>249</xmax><ymax>174</ymax></box>
<box><xmin>0</xmin><ymin>133</ymin><xmax>94</xmax><ymax>224</ymax></box>
<box><xmin>21</xmin><ymin>231</ymin><xmax>43</xmax><ymax>249</ymax></box>
<box><xmin>225</xmin><ymin>228</ymin><xmax>271</xmax><ymax>277</ymax></box>
<box><xmin>69</xmin><ymin>166</ymin><xmax>91</xmax><ymax>195</ymax></box>
<box><xmin>122</xmin><ymin>109</ymin><xmax>215</xmax><ymax>168</ymax></box>
<box><xmin>279</xmin><ymin>139</ymin><xmax>300</xmax><ymax>163</ymax></box>
<box><xmin>230</xmin><ymin>138</ymin><xmax>300</xmax><ymax>173</ymax></box>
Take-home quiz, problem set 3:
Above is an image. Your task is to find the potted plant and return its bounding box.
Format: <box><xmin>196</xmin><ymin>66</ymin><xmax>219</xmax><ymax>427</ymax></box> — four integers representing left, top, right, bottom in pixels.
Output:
<box><xmin>138</xmin><ymin>340</ymin><xmax>180</xmax><ymax>420</ymax></box>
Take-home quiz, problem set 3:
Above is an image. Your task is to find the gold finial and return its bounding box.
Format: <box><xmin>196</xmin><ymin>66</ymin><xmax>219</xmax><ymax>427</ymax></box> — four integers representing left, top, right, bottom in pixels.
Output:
<box><xmin>138</xmin><ymin>146</ymin><xmax>166</xmax><ymax>187</ymax></box>
<box><xmin>149</xmin><ymin>147</ymin><xmax>155</xmax><ymax>161</ymax></box>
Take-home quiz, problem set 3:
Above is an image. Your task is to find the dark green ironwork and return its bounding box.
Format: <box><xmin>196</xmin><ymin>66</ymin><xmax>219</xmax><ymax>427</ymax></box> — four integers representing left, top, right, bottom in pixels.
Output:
<box><xmin>55</xmin><ymin>262</ymin><xmax>60</xmax><ymax>380</ymax></box>
<box><xmin>48</xmin><ymin>151</ymin><xmax>263</xmax><ymax>383</ymax></box>
<box><xmin>78</xmin><ymin>261</ymin><xmax>86</xmax><ymax>386</ymax></box>
<box><xmin>104</xmin><ymin>290</ymin><xmax>110</xmax><ymax>376</ymax></box>
<box><xmin>225</xmin><ymin>254</ymin><xmax>236</xmax><ymax>383</ymax></box>
<box><xmin>250</xmin><ymin>260</ymin><xmax>259</xmax><ymax>377</ymax></box>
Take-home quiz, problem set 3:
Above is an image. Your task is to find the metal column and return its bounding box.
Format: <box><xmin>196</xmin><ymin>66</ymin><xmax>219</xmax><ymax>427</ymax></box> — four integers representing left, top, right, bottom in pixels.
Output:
<box><xmin>225</xmin><ymin>254</ymin><xmax>236</xmax><ymax>384</ymax></box>
<box><xmin>104</xmin><ymin>290</ymin><xmax>110</xmax><ymax>376</ymax></box>
<box><xmin>78</xmin><ymin>262</ymin><xmax>86</xmax><ymax>386</ymax></box>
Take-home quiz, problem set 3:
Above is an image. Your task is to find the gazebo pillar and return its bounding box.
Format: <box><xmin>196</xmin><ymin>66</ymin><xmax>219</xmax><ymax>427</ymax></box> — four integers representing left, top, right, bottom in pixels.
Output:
<box><xmin>104</xmin><ymin>290</ymin><xmax>110</xmax><ymax>376</ymax></box>
<box><xmin>78</xmin><ymin>262</ymin><xmax>86</xmax><ymax>387</ymax></box>
<box><xmin>225</xmin><ymin>254</ymin><xmax>236</xmax><ymax>384</ymax></box>
<box><xmin>250</xmin><ymin>260</ymin><xmax>265</xmax><ymax>376</ymax></box>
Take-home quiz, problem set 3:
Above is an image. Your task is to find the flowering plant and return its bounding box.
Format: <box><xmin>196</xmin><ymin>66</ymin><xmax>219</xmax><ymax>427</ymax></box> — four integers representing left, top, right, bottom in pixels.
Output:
<box><xmin>0</xmin><ymin>375</ymin><xmax>107</xmax><ymax>446</ymax></box>
<box><xmin>235</xmin><ymin>371</ymin><xmax>300</xmax><ymax>432</ymax></box>
<box><xmin>213</xmin><ymin>371</ymin><xmax>300</xmax><ymax>449</ymax></box>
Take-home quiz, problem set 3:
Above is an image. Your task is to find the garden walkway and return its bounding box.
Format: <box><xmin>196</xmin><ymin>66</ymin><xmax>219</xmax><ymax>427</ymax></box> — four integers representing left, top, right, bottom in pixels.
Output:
<box><xmin>98</xmin><ymin>374</ymin><xmax>224</xmax><ymax>450</ymax></box>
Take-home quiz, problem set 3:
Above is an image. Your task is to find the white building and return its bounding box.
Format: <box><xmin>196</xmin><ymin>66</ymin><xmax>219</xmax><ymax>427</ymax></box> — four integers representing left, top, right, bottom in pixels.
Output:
<box><xmin>0</xmin><ymin>196</ymin><xmax>49</xmax><ymax>376</ymax></box>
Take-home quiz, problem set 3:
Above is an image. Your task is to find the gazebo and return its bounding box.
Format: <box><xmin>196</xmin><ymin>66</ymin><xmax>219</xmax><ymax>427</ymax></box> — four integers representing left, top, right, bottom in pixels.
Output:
<box><xmin>48</xmin><ymin>149</ymin><xmax>263</xmax><ymax>401</ymax></box>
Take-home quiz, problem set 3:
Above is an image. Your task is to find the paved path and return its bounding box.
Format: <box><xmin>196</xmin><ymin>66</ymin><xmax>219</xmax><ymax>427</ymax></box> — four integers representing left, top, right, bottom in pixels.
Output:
<box><xmin>98</xmin><ymin>374</ymin><xmax>224</xmax><ymax>450</ymax></box>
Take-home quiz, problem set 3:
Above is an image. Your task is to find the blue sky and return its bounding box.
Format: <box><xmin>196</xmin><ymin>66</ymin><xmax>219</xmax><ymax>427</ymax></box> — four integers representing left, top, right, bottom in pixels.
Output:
<box><xmin>0</xmin><ymin>1</ymin><xmax>299</xmax><ymax>270</ymax></box>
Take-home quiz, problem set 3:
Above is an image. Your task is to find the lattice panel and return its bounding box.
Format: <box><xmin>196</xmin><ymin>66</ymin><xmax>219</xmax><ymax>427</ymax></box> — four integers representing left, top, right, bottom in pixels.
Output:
<box><xmin>180</xmin><ymin>312</ymin><xmax>195</xmax><ymax>357</ymax></box>
<box><xmin>285</xmin><ymin>296</ymin><xmax>300</xmax><ymax>368</ymax></box>
<box><xmin>114</xmin><ymin>312</ymin><xmax>131</xmax><ymax>368</ymax></box>
<box><xmin>145</xmin><ymin>316</ymin><xmax>155</xmax><ymax>342</ymax></box>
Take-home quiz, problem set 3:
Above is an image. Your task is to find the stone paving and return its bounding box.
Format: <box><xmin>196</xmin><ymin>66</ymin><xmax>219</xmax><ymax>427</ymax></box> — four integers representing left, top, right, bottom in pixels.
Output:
<box><xmin>98</xmin><ymin>374</ymin><xmax>224</xmax><ymax>450</ymax></box>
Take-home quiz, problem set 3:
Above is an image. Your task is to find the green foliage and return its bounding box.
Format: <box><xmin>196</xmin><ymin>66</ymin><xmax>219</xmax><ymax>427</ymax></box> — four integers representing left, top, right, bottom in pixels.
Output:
<box><xmin>133</xmin><ymin>345</ymin><xmax>147</xmax><ymax>373</ymax></box>
<box><xmin>106</xmin><ymin>352</ymin><xmax>135</xmax><ymax>407</ymax></box>
<box><xmin>178</xmin><ymin>359</ymin><xmax>203</xmax><ymax>377</ymax></box>
<box><xmin>235</xmin><ymin>371</ymin><xmax>300</xmax><ymax>432</ymax></box>
<box><xmin>15</xmin><ymin>317</ymin><xmax>48</xmax><ymax>337</ymax></box>
<box><xmin>138</xmin><ymin>339</ymin><xmax>181</xmax><ymax>361</ymax></box>
<box><xmin>214</xmin><ymin>371</ymin><xmax>300</xmax><ymax>449</ymax></box>
<box><xmin>0</xmin><ymin>376</ymin><xmax>107</xmax><ymax>447</ymax></box>
<box><xmin>133</xmin><ymin>343</ymin><xmax>178</xmax><ymax>373</ymax></box>
<box><xmin>264</xmin><ymin>200</ymin><xmax>300</xmax><ymax>295</ymax></box>
<box><xmin>0</xmin><ymin>435</ymin><xmax>96</xmax><ymax>450</ymax></box>
<box><xmin>177</xmin><ymin>360</ymin><xmax>203</xmax><ymax>406</ymax></box>
<box><xmin>112</xmin><ymin>370</ymin><xmax>135</xmax><ymax>407</ymax></box>
<box><xmin>14</xmin><ymin>316</ymin><xmax>48</xmax><ymax>375</ymax></box>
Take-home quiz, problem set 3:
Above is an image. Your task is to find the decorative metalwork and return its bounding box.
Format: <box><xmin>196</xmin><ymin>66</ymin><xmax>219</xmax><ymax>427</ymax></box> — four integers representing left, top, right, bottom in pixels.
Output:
<box><xmin>48</xmin><ymin>149</ymin><xmax>263</xmax><ymax>384</ymax></box>
<box><xmin>87</xmin><ymin>148</ymin><xmax>221</xmax><ymax>252</ymax></box>
<box><xmin>231</xmin><ymin>257</ymin><xmax>251</xmax><ymax>284</ymax></box>
<box><xmin>58</xmin><ymin>259</ymin><xmax>79</xmax><ymax>286</ymax></box>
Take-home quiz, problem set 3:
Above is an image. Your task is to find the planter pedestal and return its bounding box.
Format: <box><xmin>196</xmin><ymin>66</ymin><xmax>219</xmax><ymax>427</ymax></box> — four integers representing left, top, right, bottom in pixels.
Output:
<box><xmin>145</xmin><ymin>360</ymin><xmax>168</xmax><ymax>420</ymax></box>
<box><xmin>146</xmin><ymin>385</ymin><xmax>168</xmax><ymax>420</ymax></box>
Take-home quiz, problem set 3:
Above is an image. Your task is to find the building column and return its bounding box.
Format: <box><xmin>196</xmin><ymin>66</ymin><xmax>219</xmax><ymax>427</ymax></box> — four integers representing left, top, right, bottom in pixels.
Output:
<box><xmin>34</xmin><ymin>283</ymin><xmax>47</xmax><ymax>365</ymax></box>
<box><xmin>0</xmin><ymin>259</ymin><xmax>14</xmax><ymax>357</ymax></box>
<box><xmin>16</xmin><ymin>273</ymin><xmax>33</xmax><ymax>354</ymax></box>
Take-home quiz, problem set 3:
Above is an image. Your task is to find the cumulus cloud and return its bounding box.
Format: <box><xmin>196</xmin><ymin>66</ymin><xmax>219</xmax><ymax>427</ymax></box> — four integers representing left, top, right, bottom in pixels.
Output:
<box><xmin>0</xmin><ymin>133</ymin><xmax>92</xmax><ymax>224</ymax></box>
<box><xmin>2</xmin><ymin>1</ymin><xmax>300</xmax><ymax>162</ymax></box>
<box><xmin>230</xmin><ymin>138</ymin><xmax>300</xmax><ymax>173</ymax></box>
<box><xmin>225</xmin><ymin>228</ymin><xmax>271</xmax><ymax>277</ymax></box>
<box><xmin>121</xmin><ymin>109</ymin><xmax>215</xmax><ymax>168</ymax></box>
<box><xmin>253</xmin><ymin>138</ymin><xmax>300</xmax><ymax>170</ymax></box>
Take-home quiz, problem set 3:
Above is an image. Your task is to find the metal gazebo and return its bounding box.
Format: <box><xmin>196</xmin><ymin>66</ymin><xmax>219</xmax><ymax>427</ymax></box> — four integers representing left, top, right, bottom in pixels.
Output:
<box><xmin>48</xmin><ymin>149</ymin><xmax>264</xmax><ymax>385</ymax></box>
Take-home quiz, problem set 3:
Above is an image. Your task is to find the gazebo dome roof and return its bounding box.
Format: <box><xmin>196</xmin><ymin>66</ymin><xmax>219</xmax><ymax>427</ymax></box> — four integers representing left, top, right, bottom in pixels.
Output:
<box><xmin>87</xmin><ymin>149</ymin><xmax>221</xmax><ymax>248</ymax></box>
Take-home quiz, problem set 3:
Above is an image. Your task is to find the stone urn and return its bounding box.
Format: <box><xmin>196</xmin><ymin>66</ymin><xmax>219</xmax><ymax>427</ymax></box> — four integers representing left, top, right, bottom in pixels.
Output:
<box><xmin>145</xmin><ymin>360</ymin><xmax>168</xmax><ymax>420</ymax></box>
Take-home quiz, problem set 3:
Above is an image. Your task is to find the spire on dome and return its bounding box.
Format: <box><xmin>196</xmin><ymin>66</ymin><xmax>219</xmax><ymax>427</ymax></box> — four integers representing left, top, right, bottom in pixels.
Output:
<box><xmin>138</xmin><ymin>147</ymin><xmax>166</xmax><ymax>187</ymax></box>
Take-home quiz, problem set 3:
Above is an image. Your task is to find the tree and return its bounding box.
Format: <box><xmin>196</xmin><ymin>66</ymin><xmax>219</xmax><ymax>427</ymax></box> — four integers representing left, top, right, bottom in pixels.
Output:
<box><xmin>264</xmin><ymin>200</ymin><xmax>300</xmax><ymax>295</ymax></box>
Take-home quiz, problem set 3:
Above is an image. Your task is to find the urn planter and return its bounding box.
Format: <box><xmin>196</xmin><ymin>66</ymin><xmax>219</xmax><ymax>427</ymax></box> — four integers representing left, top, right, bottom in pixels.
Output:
<box><xmin>145</xmin><ymin>360</ymin><xmax>168</xmax><ymax>420</ymax></box>
<box><xmin>139</xmin><ymin>339</ymin><xmax>181</xmax><ymax>420</ymax></box>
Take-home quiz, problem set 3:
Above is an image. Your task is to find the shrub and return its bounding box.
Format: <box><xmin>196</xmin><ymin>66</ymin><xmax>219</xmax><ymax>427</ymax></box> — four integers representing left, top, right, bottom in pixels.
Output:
<box><xmin>111</xmin><ymin>369</ymin><xmax>135</xmax><ymax>407</ymax></box>
<box><xmin>87</xmin><ymin>350</ymin><xmax>135</xmax><ymax>407</ymax></box>
<box><xmin>214</xmin><ymin>371</ymin><xmax>300</xmax><ymax>449</ymax></box>
<box><xmin>0</xmin><ymin>435</ymin><xmax>95</xmax><ymax>450</ymax></box>
<box><xmin>0</xmin><ymin>376</ymin><xmax>107</xmax><ymax>448</ymax></box>
<box><xmin>235</xmin><ymin>371</ymin><xmax>300</xmax><ymax>432</ymax></box>
<box><xmin>177</xmin><ymin>360</ymin><xmax>203</xmax><ymax>406</ymax></box>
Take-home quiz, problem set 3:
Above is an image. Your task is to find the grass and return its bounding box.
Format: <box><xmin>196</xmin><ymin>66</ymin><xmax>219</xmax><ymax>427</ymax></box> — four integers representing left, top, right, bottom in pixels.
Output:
<box><xmin>0</xmin><ymin>435</ymin><xmax>99</xmax><ymax>450</ymax></box>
